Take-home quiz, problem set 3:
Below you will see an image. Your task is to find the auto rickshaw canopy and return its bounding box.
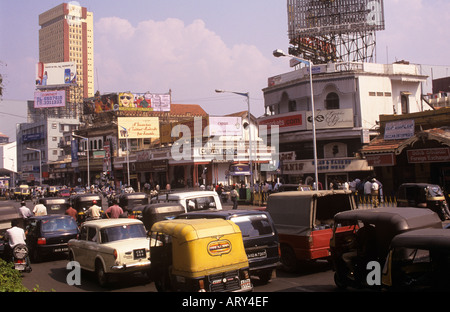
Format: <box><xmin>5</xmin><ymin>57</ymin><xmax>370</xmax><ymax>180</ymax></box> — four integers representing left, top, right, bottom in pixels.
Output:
<box><xmin>151</xmin><ymin>218</ymin><xmax>249</xmax><ymax>278</ymax></box>
<box><xmin>390</xmin><ymin>228</ymin><xmax>450</xmax><ymax>250</ymax></box>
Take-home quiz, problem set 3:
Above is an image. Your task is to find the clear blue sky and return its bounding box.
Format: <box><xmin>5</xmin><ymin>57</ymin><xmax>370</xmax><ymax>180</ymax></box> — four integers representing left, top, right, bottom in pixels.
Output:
<box><xmin>1</xmin><ymin>0</ymin><xmax>450</xmax><ymax>140</ymax></box>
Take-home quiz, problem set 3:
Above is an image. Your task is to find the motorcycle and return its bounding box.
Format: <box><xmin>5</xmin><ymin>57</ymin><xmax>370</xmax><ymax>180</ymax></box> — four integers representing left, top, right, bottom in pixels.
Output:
<box><xmin>11</xmin><ymin>244</ymin><xmax>32</xmax><ymax>273</ymax></box>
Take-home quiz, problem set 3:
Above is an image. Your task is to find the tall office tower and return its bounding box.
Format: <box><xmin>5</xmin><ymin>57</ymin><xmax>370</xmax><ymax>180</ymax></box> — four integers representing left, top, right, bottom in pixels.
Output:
<box><xmin>38</xmin><ymin>3</ymin><xmax>94</xmax><ymax>108</ymax></box>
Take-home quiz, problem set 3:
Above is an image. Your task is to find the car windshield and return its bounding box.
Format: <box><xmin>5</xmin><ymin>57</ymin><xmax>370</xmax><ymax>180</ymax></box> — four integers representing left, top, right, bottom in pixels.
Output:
<box><xmin>230</xmin><ymin>214</ymin><xmax>273</xmax><ymax>238</ymax></box>
<box><xmin>41</xmin><ymin>217</ymin><xmax>78</xmax><ymax>233</ymax></box>
<box><xmin>100</xmin><ymin>224</ymin><xmax>147</xmax><ymax>243</ymax></box>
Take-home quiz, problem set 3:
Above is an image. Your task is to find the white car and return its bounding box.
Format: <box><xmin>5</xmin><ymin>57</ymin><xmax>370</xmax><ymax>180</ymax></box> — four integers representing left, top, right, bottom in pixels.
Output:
<box><xmin>156</xmin><ymin>191</ymin><xmax>223</xmax><ymax>212</ymax></box>
<box><xmin>68</xmin><ymin>218</ymin><xmax>151</xmax><ymax>287</ymax></box>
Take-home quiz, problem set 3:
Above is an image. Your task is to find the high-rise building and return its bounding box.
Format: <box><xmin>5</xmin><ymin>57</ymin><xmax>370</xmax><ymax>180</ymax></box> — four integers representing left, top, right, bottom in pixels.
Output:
<box><xmin>38</xmin><ymin>2</ymin><xmax>94</xmax><ymax>102</ymax></box>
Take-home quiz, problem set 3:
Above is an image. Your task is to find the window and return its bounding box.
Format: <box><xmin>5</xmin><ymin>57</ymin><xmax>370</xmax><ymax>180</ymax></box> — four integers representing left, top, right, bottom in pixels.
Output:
<box><xmin>288</xmin><ymin>100</ymin><xmax>297</xmax><ymax>112</ymax></box>
<box><xmin>325</xmin><ymin>92</ymin><xmax>339</xmax><ymax>110</ymax></box>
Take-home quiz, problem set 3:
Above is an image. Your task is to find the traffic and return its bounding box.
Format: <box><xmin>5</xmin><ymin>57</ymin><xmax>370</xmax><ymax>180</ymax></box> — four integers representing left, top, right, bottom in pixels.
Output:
<box><xmin>1</xmin><ymin>183</ymin><xmax>450</xmax><ymax>293</ymax></box>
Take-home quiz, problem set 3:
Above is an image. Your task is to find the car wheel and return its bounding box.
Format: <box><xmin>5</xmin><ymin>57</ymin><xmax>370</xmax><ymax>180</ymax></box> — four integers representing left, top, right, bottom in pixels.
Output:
<box><xmin>95</xmin><ymin>261</ymin><xmax>109</xmax><ymax>287</ymax></box>
<box><xmin>280</xmin><ymin>245</ymin><xmax>298</xmax><ymax>273</ymax></box>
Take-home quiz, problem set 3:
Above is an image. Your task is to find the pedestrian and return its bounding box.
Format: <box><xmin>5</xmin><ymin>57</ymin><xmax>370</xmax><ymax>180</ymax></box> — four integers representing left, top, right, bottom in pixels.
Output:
<box><xmin>231</xmin><ymin>186</ymin><xmax>239</xmax><ymax>210</ymax></box>
<box><xmin>364</xmin><ymin>178</ymin><xmax>373</xmax><ymax>204</ymax></box>
<box><xmin>87</xmin><ymin>200</ymin><xmax>102</xmax><ymax>220</ymax></box>
<box><xmin>33</xmin><ymin>202</ymin><xmax>47</xmax><ymax>216</ymax></box>
<box><xmin>18</xmin><ymin>201</ymin><xmax>33</xmax><ymax>219</ymax></box>
<box><xmin>105</xmin><ymin>199</ymin><xmax>124</xmax><ymax>218</ymax></box>
<box><xmin>371</xmin><ymin>178</ymin><xmax>379</xmax><ymax>208</ymax></box>
<box><xmin>65</xmin><ymin>206</ymin><xmax>77</xmax><ymax>221</ymax></box>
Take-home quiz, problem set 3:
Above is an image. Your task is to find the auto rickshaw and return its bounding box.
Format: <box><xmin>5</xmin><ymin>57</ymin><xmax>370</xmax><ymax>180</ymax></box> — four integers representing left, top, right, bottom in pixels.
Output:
<box><xmin>139</xmin><ymin>203</ymin><xmax>185</xmax><ymax>231</ymax></box>
<box><xmin>116</xmin><ymin>192</ymin><xmax>149</xmax><ymax>214</ymax></box>
<box><xmin>149</xmin><ymin>218</ymin><xmax>253</xmax><ymax>292</ymax></box>
<box><xmin>266</xmin><ymin>190</ymin><xmax>356</xmax><ymax>272</ymax></box>
<box><xmin>382</xmin><ymin>228</ymin><xmax>450</xmax><ymax>291</ymax></box>
<box><xmin>38</xmin><ymin>197</ymin><xmax>70</xmax><ymax>215</ymax></box>
<box><xmin>70</xmin><ymin>193</ymin><xmax>103</xmax><ymax>224</ymax></box>
<box><xmin>397</xmin><ymin>183</ymin><xmax>450</xmax><ymax>220</ymax></box>
<box><xmin>330</xmin><ymin>207</ymin><xmax>442</xmax><ymax>290</ymax></box>
<box><xmin>20</xmin><ymin>185</ymin><xmax>31</xmax><ymax>201</ymax></box>
<box><xmin>48</xmin><ymin>186</ymin><xmax>58</xmax><ymax>197</ymax></box>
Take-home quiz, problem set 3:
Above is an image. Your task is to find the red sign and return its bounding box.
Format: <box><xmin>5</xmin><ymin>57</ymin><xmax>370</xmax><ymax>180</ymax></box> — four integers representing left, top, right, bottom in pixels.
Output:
<box><xmin>366</xmin><ymin>153</ymin><xmax>396</xmax><ymax>167</ymax></box>
<box><xmin>258</xmin><ymin>113</ymin><xmax>304</xmax><ymax>133</ymax></box>
<box><xmin>407</xmin><ymin>148</ymin><xmax>450</xmax><ymax>163</ymax></box>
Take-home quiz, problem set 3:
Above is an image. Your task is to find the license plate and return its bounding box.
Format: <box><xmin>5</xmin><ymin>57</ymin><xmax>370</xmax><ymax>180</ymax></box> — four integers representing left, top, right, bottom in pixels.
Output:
<box><xmin>54</xmin><ymin>247</ymin><xmax>68</xmax><ymax>253</ymax></box>
<box><xmin>247</xmin><ymin>249</ymin><xmax>267</xmax><ymax>259</ymax></box>
<box><xmin>133</xmin><ymin>248</ymin><xmax>146</xmax><ymax>259</ymax></box>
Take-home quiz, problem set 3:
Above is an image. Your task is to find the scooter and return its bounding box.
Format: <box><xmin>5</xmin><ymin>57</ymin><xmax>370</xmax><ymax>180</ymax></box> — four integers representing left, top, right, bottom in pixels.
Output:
<box><xmin>11</xmin><ymin>244</ymin><xmax>32</xmax><ymax>273</ymax></box>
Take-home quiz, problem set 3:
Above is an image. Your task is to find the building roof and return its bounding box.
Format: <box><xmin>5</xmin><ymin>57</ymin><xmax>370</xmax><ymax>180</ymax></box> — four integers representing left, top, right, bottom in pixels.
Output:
<box><xmin>361</xmin><ymin>127</ymin><xmax>450</xmax><ymax>155</ymax></box>
<box><xmin>168</xmin><ymin>104</ymin><xmax>208</xmax><ymax>117</ymax></box>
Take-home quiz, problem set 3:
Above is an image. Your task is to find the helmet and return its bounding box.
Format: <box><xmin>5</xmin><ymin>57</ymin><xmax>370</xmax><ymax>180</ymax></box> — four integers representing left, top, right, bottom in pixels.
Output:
<box><xmin>92</xmin><ymin>200</ymin><xmax>97</xmax><ymax>204</ymax></box>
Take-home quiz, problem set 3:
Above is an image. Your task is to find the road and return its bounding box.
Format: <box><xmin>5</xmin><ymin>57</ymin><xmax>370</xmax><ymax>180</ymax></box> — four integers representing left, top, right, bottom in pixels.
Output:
<box><xmin>1</xmin><ymin>197</ymin><xmax>340</xmax><ymax>294</ymax></box>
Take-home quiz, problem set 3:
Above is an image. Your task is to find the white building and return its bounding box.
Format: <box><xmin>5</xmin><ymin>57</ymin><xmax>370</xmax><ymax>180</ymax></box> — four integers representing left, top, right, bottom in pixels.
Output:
<box><xmin>0</xmin><ymin>141</ymin><xmax>17</xmax><ymax>188</ymax></box>
<box><xmin>260</xmin><ymin>61</ymin><xmax>428</xmax><ymax>187</ymax></box>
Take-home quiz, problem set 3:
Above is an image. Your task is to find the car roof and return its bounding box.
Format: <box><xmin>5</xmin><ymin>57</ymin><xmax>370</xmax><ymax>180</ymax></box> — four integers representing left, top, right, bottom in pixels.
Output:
<box><xmin>82</xmin><ymin>218</ymin><xmax>143</xmax><ymax>228</ymax></box>
<box><xmin>29</xmin><ymin>214</ymin><xmax>74</xmax><ymax>221</ymax></box>
<box><xmin>166</xmin><ymin>191</ymin><xmax>218</xmax><ymax>199</ymax></box>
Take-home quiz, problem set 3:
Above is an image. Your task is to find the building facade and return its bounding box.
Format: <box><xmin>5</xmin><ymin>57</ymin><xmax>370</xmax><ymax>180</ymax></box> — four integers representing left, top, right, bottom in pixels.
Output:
<box><xmin>260</xmin><ymin>61</ymin><xmax>428</xmax><ymax>188</ymax></box>
<box><xmin>39</xmin><ymin>2</ymin><xmax>94</xmax><ymax>101</ymax></box>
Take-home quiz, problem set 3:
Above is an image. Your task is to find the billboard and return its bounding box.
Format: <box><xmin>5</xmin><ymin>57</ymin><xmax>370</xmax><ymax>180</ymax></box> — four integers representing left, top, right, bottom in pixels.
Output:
<box><xmin>208</xmin><ymin>116</ymin><xmax>242</xmax><ymax>137</ymax></box>
<box><xmin>118</xmin><ymin>92</ymin><xmax>171</xmax><ymax>112</ymax></box>
<box><xmin>117</xmin><ymin>117</ymin><xmax>160</xmax><ymax>139</ymax></box>
<box><xmin>34</xmin><ymin>90</ymin><xmax>66</xmax><ymax>108</ymax></box>
<box><xmin>36</xmin><ymin>62</ymin><xmax>77</xmax><ymax>87</ymax></box>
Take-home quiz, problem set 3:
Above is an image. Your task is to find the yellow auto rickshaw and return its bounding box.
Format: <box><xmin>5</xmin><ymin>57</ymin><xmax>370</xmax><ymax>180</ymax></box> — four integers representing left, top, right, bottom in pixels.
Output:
<box><xmin>149</xmin><ymin>218</ymin><xmax>253</xmax><ymax>292</ymax></box>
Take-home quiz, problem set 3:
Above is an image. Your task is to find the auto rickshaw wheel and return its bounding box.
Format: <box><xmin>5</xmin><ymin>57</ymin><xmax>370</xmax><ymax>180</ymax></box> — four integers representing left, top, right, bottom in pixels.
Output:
<box><xmin>334</xmin><ymin>272</ymin><xmax>348</xmax><ymax>290</ymax></box>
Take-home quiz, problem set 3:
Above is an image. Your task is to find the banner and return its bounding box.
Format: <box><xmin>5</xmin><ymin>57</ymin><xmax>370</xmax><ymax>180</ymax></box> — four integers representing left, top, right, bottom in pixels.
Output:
<box><xmin>118</xmin><ymin>92</ymin><xmax>171</xmax><ymax>112</ymax></box>
<box><xmin>209</xmin><ymin>116</ymin><xmax>242</xmax><ymax>137</ymax></box>
<box><xmin>34</xmin><ymin>90</ymin><xmax>66</xmax><ymax>108</ymax></box>
<box><xmin>117</xmin><ymin>117</ymin><xmax>160</xmax><ymax>139</ymax></box>
<box><xmin>36</xmin><ymin>62</ymin><xmax>77</xmax><ymax>87</ymax></box>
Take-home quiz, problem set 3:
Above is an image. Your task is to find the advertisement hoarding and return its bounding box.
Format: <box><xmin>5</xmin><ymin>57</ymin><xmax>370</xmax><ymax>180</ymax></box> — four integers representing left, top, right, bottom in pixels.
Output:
<box><xmin>36</xmin><ymin>62</ymin><xmax>77</xmax><ymax>87</ymax></box>
<box><xmin>118</xmin><ymin>92</ymin><xmax>171</xmax><ymax>112</ymax></box>
<box><xmin>34</xmin><ymin>90</ymin><xmax>66</xmax><ymax>109</ymax></box>
<box><xmin>117</xmin><ymin>117</ymin><xmax>160</xmax><ymax>139</ymax></box>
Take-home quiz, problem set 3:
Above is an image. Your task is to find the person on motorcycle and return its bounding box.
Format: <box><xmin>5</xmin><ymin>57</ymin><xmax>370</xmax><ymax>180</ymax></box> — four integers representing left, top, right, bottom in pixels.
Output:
<box><xmin>86</xmin><ymin>200</ymin><xmax>102</xmax><ymax>220</ymax></box>
<box><xmin>4</xmin><ymin>219</ymin><xmax>27</xmax><ymax>259</ymax></box>
<box><xmin>18</xmin><ymin>201</ymin><xmax>33</xmax><ymax>219</ymax></box>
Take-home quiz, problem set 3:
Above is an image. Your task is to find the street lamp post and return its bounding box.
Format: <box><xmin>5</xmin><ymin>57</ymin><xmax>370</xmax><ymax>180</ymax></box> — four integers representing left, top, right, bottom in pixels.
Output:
<box><xmin>120</xmin><ymin>126</ymin><xmax>131</xmax><ymax>187</ymax></box>
<box><xmin>26</xmin><ymin>147</ymin><xmax>42</xmax><ymax>186</ymax></box>
<box><xmin>215</xmin><ymin>89</ymin><xmax>253</xmax><ymax>190</ymax></box>
<box><xmin>72</xmin><ymin>134</ymin><xmax>90</xmax><ymax>188</ymax></box>
<box><xmin>273</xmin><ymin>49</ymin><xmax>319</xmax><ymax>189</ymax></box>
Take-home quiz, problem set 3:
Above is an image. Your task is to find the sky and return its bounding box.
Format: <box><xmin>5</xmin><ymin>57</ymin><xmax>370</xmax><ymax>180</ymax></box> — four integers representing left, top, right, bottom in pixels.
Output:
<box><xmin>1</xmin><ymin>0</ymin><xmax>450</xmax><ymax>141</ymax></box>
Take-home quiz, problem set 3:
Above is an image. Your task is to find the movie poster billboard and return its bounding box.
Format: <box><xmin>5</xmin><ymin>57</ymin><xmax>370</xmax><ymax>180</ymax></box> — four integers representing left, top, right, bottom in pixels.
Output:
<box><xmin>117</xmin><ymin>117</ymin><xmax>160</xmax><ymax>139</ymax></box>
<box><xmin>34</xmin><ymin>90</ymin><xmax>66</xmax><ymax>108</ymax></box>
<box><xmin>118</xmin><ymin>92</ymin><xmax>171</xmax><ymax>112</ymax></box>
<box><xmin>36</xmin><ymin>62</ymin><xmax>77</xmax><ymax>87</ymax></box>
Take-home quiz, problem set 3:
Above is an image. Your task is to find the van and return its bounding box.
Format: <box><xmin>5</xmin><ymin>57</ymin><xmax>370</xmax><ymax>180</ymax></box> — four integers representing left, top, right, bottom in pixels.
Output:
<box><xmin>266</xmin><ymin>190</ymin><xmax>356</xmax><ymax>272</ymax></box>
<box><xmin>152</xmin><ymin>191</ymin><xmax>222</xmax><ymax>212</ymax></box>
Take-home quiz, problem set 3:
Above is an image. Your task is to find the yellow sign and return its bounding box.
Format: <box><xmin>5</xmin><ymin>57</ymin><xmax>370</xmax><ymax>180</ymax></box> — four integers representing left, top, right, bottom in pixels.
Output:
<box><xmin>117</xmin><ymin>117</ymin><xmax>160</xmax><ymax>139</ymax></box>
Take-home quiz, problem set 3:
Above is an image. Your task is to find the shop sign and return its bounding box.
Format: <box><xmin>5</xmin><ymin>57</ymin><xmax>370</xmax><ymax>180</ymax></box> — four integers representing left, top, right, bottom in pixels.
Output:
<box><xmin>365</xmin><ymin>153</ymin><xmax>396</xmax><ymax>167</ymax></box>
<box><xmin>407</xmin><ymin>148</ymin><xmax>450</xmax><ymax>163</ymax></box>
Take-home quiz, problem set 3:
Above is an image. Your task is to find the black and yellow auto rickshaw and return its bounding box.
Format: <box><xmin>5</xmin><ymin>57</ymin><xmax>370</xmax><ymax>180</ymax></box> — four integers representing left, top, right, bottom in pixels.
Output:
<box><xmin>139</xmin><ymin>203</ymin><xmax>185</xmax><ymax>231</ymax></box>
<box><xmin>149</xmin><ymin>218</ymin><xmax>253</xmax><ymax>292</ymax></box>
<box><xmin>38</xmin><ymin>197</ymin><xmax>70</xmax><ymax>215</ymax></box>
<box><xmin>116</xmin><ymin>192</ymin><xmax>149</xmax><ymax>214</ymax></box>
<box><xmin>397</xmin><ymin>183</ymin><xmax>450</xmax><ymax>220</ymax></box>
<box><xmin>382</xmin><ymin>228</ymin><xmax>450</xmax><ymax>291</ymax></box>
<box><xmin>70</xmin><ymin>194</ymin><xmax>103</xmax><ymax>224</ymax></box>
<box><xmin>330</xmin><ymin>207</ymin><xmax>442</xmax><ymax>290</ymax></box>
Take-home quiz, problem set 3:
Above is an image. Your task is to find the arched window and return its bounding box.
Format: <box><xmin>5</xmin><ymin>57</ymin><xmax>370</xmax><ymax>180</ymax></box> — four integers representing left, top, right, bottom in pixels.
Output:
<box><xmin>325</xmin><ymin>92</ymin><xmax>340</xmax><ymax>110</ymax></box>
